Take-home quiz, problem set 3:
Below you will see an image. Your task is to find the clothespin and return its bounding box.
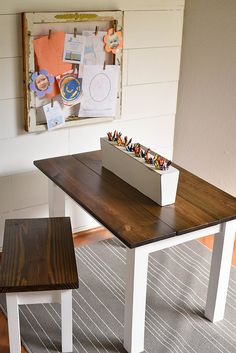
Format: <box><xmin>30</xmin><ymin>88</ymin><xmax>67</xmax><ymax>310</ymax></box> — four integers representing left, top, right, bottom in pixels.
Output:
<box><xmin>95</xmin><ymin>26</ymin><xmax>99</xmax><ymax>35</ymax></box>
<box><xmin>48</xmin><ymin>29</ymin><xmax>52</xmax><ymax>39</ymax></box>
<box><xmin>51</xmin><ymin>98</ymin><xmax>54</xmax><ymax>108</ymax></box>
<box><xmin>72</xmin><ymin>64</ymin><xmax>79</xmax><ymax>76</ymax></box>
<box><xmin>113</xmin><ymin>20</ymin><xmax>117</xmax><ymax>33</ymax></box>
<box><xmin>103</xmin><ymin>61</ymin><xmax>106</xmax><ymax>70</ymax></box>
<box><xmin>74</xmin><ymin>28</ymin><xmax>77</xmax><ymax>38</ymax></box>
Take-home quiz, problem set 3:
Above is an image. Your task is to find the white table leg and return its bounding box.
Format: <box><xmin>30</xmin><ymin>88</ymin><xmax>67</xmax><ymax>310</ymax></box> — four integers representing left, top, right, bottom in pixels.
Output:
<box><xmin>48</xmin><ymin>180</ymin><xmax>66</xmax><ymax>217</ymax></box>
<box><xmin>61</xmin><ymin>290</ymin><xmax>73</xmax><ymax>352</ymax></box>
<box><xmin>205</xmin><ymin>220</ymin><xmax>236</xmax><ymax>322</ymax></box>
<box><xmin>124</xmin><ymin>247</ymin><xmax>149</xmax><ymax>353</ymax></box>
<box><xmin>6</xmin><ymin>293</ymin><xmax>21</xmax><ymax>353</ymax></box>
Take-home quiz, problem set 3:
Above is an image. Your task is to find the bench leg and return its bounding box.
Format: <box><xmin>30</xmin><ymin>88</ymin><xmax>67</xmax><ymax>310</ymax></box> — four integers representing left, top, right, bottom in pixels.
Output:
<box><xmin>61</xmin><ymin>290</ymin><xmax>73</xmax><ymax>352</ymax></box>
<box><xmin>205</xmin><ymin>220</ymin><xmax>236</xmax><ymax>322</ymax></box>
<box><xmin>6</xmin><ymin>293</ymin><xmax>21</xmax><ymax>353</ymax></box>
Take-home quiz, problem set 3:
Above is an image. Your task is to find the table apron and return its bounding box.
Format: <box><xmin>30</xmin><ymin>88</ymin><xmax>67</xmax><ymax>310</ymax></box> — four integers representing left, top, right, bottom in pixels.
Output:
<box><xmin>135</xmin><ymin>224</ymin><xmax>221</xmax><ymax>255</ymax></box>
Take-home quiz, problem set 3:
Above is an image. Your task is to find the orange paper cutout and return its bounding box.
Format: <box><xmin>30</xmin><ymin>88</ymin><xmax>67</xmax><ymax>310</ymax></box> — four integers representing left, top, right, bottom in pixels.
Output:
<box><xmin>33</xmin><ymin>32</ymin><xmax>72</xmax><ymax>97</ymax></box>
<box><xmin>104</xmin><ymin>28</ymin><xmax>123</xmax><ymax>54</ymax></box>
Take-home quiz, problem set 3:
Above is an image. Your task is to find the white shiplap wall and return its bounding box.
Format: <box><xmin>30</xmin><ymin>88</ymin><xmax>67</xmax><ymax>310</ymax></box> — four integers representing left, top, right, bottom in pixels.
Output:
<box><xmin>0</xmin><ymin>0</ymin><xmax>184</xmax><ymax>246</ymax></box>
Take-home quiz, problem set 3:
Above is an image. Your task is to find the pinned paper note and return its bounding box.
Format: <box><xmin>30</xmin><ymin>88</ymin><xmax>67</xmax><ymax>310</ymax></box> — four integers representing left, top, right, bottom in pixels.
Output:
<box><xmin>56</xmin><ymin>71</ymin><xmax>82</xmax><ymax>106</ymax></box>
<box><xmin>43</xmin><ymin>100</ymin><xmax>65</xmax><ymax>130</ymax></box>
<box><xmin>33</xmin><ymin>32</ymin><xmax>72</xmax><ymax>97</ymax></box>
<box><xmin>29</xmin><ymin>69</ymin><xmax>54</xmax><ymax>97</ymax></box>
<box><xmin>104</xmin><ymin>28</ymin><xmax>123</xmax><ymax>54</ymax></box>
<box><xmin>79</xmin><ymin>65</ymin><xmax>119</xmax><ymax>117</ymax></box>
<box><xmin>63</xmin><ymin>33</ymin><xmax>85</xmax><ymax>64</ymax></box>
<box><xmin>82</xmin><ymin>30</ymin><xmax>106</xmax><ymax>65</ymax></box>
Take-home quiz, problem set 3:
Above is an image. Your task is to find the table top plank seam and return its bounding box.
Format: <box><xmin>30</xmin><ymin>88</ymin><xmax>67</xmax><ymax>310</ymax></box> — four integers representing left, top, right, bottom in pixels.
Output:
<box><xmin>71</xmin><ymin>154</ymin><xmax>182</xmax><ymax>233</ymax></box>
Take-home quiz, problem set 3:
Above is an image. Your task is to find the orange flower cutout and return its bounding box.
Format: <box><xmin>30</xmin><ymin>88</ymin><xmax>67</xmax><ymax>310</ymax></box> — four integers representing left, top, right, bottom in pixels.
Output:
<box><xmin>104</xmin><ymin>28</ymin><xmax>123</xmax><ymax>54</ymax></box>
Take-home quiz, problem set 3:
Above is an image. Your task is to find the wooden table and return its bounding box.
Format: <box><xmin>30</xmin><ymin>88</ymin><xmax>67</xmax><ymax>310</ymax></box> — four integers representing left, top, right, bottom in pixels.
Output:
<box><xmin>0</xmin><ymin>217</ymin><xmax>79</xmax><ymax>353</ymax></box>
<box><xmin>34</xmin><ymin>151</ymin><xmax>236</xmax><ymax>353</ymax></box>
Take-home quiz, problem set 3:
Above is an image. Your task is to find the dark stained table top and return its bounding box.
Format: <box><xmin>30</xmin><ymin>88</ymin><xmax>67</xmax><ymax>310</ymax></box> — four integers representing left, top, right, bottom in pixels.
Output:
<box><xmin>34</xmin><ymin>151</ymin><xmax>236</xmax><ymax>248</ymax></box>
<box><xmin>0</xmin><ymin>217</ymin><xmax>79</xmax><ymax>293</ymax></box>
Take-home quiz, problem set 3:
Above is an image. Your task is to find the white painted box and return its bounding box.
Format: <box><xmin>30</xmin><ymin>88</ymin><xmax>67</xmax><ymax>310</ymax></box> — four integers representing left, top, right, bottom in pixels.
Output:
<box><xmin>100</xmin><ymin>137</ymin><xmax>179</xmax><ymax>206</ymax></box>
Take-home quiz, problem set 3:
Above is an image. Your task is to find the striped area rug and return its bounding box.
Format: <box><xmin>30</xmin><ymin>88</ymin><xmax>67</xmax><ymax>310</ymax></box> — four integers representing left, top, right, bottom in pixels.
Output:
<box><xmin>1</xmin><ymin>238</ymin><xmax>236</xmax><ymax>353</ymax></box>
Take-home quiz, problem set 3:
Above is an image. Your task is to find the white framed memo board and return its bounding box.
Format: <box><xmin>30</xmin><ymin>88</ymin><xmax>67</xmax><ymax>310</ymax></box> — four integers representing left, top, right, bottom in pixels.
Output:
<box><xmin>22</xmin><ymin>11</ymin><xmax>123</xmax><ymax>132</ymax></box>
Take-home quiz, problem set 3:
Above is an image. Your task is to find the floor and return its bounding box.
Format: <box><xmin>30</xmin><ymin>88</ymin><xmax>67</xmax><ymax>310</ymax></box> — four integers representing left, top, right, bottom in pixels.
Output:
<box><xmin>199</xmin><ymin>234</ymin><xmax>236</xmax><ymax>266</ymax></box>
<box><xmin>0</xmin><ymin>228</ymin><xmax>235</xmax><ymax>353</ymax></box>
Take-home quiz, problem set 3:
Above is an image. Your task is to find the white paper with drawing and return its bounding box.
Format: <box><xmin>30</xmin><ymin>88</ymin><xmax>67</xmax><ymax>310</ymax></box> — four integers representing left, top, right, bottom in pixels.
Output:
<box><xmin>79</xmin><ymin>65</ymin><xmax>119</xmax><ymax>117</ymax></box>
<box><xmin>43</xmin><ymin>100</ymin><xmax>65</xmax><ymax>130</ymax></box>
<box><xmin>82</xmin><ymin>31</ymin><xmax>106</xmax><ymax>65</ymax></box>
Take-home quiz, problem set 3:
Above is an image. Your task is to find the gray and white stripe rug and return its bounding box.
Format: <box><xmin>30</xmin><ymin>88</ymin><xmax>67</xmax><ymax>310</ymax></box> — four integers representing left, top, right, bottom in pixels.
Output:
<box><xmin>1</xmin><ymin>238</ymin><xmax>236</xmax><ymax>353</ymax></box>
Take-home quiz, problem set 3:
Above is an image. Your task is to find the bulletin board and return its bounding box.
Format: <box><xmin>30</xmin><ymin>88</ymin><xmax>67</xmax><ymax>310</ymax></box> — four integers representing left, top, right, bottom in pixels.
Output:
<box><xmin>22</xmin><ymin>11</ymin><xmax>123</xmax><ymax>132</ymax></box>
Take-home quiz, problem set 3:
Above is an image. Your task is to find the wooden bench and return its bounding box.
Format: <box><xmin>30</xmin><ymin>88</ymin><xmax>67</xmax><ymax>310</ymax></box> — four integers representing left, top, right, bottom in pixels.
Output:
<box><xmin>0</xmin><ymin>217</ymin><xmax>79</xmax><ymax>353</ymax></box>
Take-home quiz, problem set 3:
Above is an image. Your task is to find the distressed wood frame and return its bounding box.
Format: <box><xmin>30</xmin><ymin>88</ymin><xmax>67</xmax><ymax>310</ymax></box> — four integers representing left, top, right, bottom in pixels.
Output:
<box><xmin>22</xmin><ymin>11</ymin><xmax>123</xmax><ymax>133</ymax></box>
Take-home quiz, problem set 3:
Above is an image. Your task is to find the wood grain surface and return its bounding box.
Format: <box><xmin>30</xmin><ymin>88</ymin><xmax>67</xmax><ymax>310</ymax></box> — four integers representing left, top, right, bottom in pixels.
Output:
<box><xmin>34</xmin><ymin>151</ymin><xmax>236</xmax><ymax>248</ymax></box>
<box><xmin>0</xmin><ymin>217</ymin><xmax>79</xmax><ymax>293</ymax></box>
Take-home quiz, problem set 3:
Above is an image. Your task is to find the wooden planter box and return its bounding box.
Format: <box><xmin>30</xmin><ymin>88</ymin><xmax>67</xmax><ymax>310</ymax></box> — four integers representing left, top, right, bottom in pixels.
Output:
<box><xmin>100</xmin><ymin>137</ymin><xmax>179</xmax><ymax>206</ymax></box>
